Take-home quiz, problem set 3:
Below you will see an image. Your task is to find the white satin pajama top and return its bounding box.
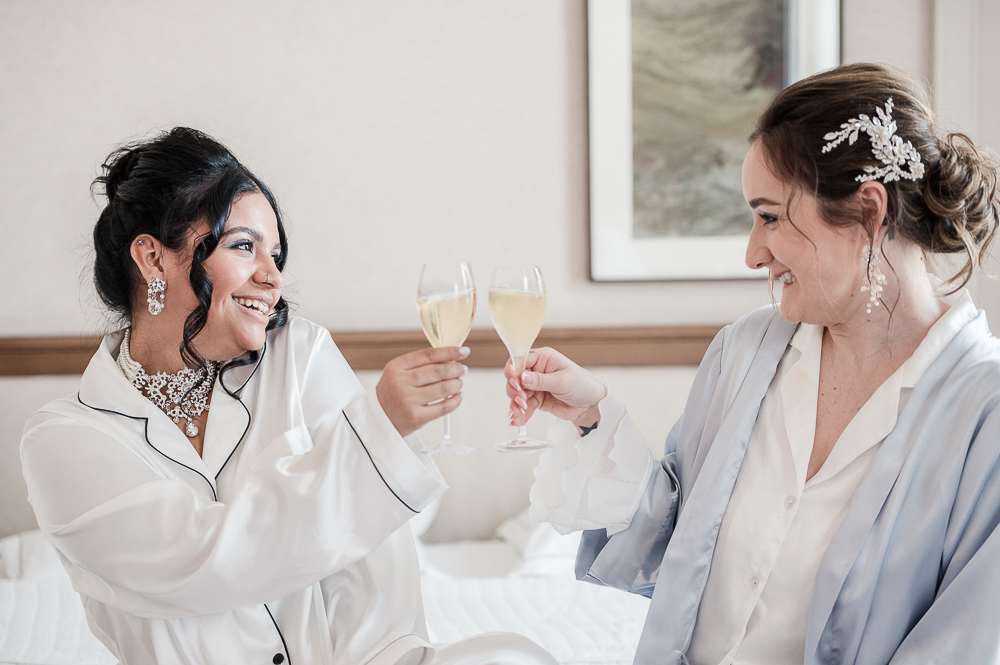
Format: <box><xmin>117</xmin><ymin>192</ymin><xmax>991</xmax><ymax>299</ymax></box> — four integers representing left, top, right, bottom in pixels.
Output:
<box><xmin>20</xmin><ymin>317</ymin><xmax>448</xmax><ymax>665</ymax></box>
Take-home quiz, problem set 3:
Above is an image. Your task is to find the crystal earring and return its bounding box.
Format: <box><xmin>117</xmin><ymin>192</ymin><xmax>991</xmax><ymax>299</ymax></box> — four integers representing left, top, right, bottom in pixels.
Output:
<box><xmin>860</xmin><ymin>238</ymin><xmax>886</xmax><ymax>315</ymax></box>
<box><xmin>147</xmin><ymin>278</ymin><xmax>166</xmax><ymax>316</ymax></box>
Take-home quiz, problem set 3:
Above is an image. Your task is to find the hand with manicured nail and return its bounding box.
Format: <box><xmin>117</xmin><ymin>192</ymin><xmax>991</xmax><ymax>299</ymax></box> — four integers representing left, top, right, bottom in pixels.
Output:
<box><xmin>377</xmin><ymin>346</ymin><xmax>470</xmax><ymax>437</ymax></box>
<box><xmin>503</xmin><ymin>347</ymin><xmax>607</xmax><ymax>429</ymax></box>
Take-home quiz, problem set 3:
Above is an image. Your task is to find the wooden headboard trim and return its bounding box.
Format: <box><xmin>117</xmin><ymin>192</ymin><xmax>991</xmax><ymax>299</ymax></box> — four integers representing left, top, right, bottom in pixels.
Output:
<box><xmin>0</xmin><ymin>326</ymin><xmax>721</xmax><ymax>376</ymax></box>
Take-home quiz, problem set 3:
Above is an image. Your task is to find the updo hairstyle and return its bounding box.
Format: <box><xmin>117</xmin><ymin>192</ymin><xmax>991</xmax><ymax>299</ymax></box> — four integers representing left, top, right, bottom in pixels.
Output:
<box><xmin>92</xmin><ymin>127</ymin><xmax>290</xmax><ymax>375</ymax></box>
<box><xmin>750</xmin><ymin>62</ymin><xmax>999</xmax><ymax>288</ymax></box>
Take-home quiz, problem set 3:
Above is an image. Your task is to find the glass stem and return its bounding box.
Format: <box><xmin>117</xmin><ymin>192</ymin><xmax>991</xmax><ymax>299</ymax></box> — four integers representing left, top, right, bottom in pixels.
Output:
<box><xmin>512</xmin><ymin>355</ymin><xmax>529</xmax><ymax>444</ymax></box>
<box><xmin>442</xmin><ymin>413</ymin><xmax>452</xmax><ymax>445</ymax></box>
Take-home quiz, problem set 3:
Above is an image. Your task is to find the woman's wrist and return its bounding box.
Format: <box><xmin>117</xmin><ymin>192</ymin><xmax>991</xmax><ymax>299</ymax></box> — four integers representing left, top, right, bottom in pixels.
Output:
<box><xmin>572</xmin><ymin>403</ymin><xmax>602</xmax><ymax>435</ymax></box>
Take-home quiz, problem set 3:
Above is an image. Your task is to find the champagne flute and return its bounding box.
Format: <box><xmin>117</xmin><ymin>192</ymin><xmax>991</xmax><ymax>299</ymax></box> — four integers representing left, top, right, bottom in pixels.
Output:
<box><xmin>416</xmin><ymin>263</ymin><xmax>477</xmax><ymax>454</ymax></box>
<box><xmin>489</xmin><ymin>265</ymin><xmax>550</xmax><ymax>453</ymax></box>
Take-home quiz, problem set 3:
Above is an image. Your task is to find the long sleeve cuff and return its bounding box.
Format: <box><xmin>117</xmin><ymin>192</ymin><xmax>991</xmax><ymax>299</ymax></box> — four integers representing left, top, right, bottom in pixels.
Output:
<box><xmin>342</xmin><ymin>390</ymin><xmax>448</xmax><ymax>513</ymax></box>
<box><xmin>529</xmin><ymin>390</ymin><xmax>654</xmax><ymax>535</ymax></box>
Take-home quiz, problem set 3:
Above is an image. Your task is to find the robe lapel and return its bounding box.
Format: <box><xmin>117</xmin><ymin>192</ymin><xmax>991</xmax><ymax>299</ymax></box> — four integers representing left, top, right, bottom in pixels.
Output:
<box><xmin>77</xmin><ymin>330</ymin><xmax>252</xmax><ymax>502</ymax></box>
<box><xmin>141</xmin><ymin>404</ymin><xmax>219</xmax><ymax>497</ymax></box>
<box><xmin>201</xmin><ymin>359</ymin><xmax>258</xmax><ymax>482</ymax></box>
<box><xmin>634</xmin><ymin>313</ymin><xmax>797</xmax><ymax>663</ymax></box>
<box><xmin>803</xmin><ymin>311</ymin><xmax>992</xmax><ymax>663</ymax></box>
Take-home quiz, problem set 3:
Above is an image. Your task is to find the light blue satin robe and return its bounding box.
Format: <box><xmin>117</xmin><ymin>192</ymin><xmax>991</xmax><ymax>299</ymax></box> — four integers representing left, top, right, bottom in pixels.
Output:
<box><xmin>577</xmin><ymin>305</ymin><xmax>1000</xmax><ymax>664</ymax></box>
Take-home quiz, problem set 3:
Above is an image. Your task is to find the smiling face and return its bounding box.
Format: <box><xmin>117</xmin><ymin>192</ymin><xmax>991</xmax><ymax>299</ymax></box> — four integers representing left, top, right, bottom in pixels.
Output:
<box><xmin>153</xmin><ymin>191</ymin><xmax>284</xmax><ymax>362</ymax></box>
<box><xmin>742</xmin><ymin>141</ymin><xmax>870</xmax><ymax>327</ymax></box>
<box><xmin>200</xmin><ymin>191</ymin><xmax>284</xmax><ymax>359</ymax></box>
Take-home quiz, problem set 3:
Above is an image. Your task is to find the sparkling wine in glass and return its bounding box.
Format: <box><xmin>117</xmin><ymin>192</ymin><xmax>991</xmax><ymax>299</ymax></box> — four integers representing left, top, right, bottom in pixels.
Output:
<box><xmin>417</xmin><ymin>262</ymin><xmax>477</xmax><ymax>454</ymax></box>
<box><xmin>489</xmin><ymin>265</ymin><xmax>550</xmax><ymax>453</ymax></box>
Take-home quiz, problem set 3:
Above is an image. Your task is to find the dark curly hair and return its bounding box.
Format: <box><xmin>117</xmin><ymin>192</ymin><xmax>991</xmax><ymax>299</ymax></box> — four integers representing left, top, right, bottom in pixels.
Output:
<box><xmin>92</xmin><ymin>127</ymin><xmax>290</xmax><ymax>383</ymax></box>
<box><xmin>750</xmin><ymin>62</ymin><xmax>999</xmax><ymax>290</ymax></box>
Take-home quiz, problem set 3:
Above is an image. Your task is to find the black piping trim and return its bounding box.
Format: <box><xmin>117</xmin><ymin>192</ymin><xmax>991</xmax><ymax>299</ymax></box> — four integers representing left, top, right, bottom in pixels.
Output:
<box><xmin>233</xmin><ymin>339</ymin><xmax>266</xmax><ymax>398</ymax></box>
<box><xmin>264</xmin><ymin>603</ymin><xmax>291</xmax><ymax>665</ymax></box>
<box><xmin>76</xmin><ymin>394</ymin><xmax>218</xmax><ymax>501</ymax></box>
<box><xmin>343</xmin><ymin>411</ymin><xmax>418</xmax><ymax>514</ymax></box>
<box><xmin>214</xmin><ymin>392</ymin><xmax>252</xmax><ymax>482</ymax></box>
<box><xmin>212</xmin><ymin>342</ymin><xmax>265</xmax><ymax>481</ymax></box>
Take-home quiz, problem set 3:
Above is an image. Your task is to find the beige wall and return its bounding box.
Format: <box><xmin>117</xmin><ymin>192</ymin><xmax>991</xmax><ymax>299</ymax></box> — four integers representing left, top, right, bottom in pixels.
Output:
<box><xmin>1</xmin><ymin>0</ymin><xmax>769</xmax><ymax>339</ymax></box>
<box><xmin>3</xmin><ymin>0</ymin><xmax>993</xmax><ymax>339</ymax></box>
<box><xmin>842</xmin><ymin>0</ymin><xmax>935</xmax><ymax>78</ymax></box>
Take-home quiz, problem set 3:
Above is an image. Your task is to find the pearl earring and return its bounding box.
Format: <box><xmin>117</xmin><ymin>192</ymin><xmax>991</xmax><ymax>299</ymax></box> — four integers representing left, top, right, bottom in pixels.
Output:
<box><xmin>860</xmin><ymin>238</ymin><xmax>886</xmax><ymax>315</ymax></box>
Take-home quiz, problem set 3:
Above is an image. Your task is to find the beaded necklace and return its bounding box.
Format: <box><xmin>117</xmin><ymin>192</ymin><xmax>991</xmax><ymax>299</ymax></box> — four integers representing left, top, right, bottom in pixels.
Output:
<box><xmin>116</xmin><ymin>329</ymin><xmax>217</xmax><ymax>438</ymax></box>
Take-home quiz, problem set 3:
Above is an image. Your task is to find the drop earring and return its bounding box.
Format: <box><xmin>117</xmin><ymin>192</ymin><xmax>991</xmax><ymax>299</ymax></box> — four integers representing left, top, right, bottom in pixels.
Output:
<box><xmin>147</xmin><ymin>278</ymin><xmax>166</xmax><ymax>316</ymax></box>
<box><xmin>860</xmin><ymin>238</ymin><xmax>886</xmax><ymax>315</ymax></box>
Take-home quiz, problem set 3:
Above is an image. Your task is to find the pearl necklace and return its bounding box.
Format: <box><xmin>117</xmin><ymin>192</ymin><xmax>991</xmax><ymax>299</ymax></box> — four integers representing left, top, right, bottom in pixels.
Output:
<box><xmin>116</xmin><ymin>329</ymin><xmax>217</xmax><ymax>438</ymax></box>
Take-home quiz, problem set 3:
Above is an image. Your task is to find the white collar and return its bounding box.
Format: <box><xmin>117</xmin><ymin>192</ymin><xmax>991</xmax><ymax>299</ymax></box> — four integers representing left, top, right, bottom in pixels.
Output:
<box><xmin>778</xmin><ymin>277</ymin><xmax>978</xmax><ymax>486</ymax></box>
<box><xmin>77</xmin><ymin>329</ymin><xmax>264</xmax><ymax>492</ymax></box>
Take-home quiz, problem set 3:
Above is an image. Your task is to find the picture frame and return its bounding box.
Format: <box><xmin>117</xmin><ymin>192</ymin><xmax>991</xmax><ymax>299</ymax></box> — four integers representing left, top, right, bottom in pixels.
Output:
<box><xmin>588</xmin><ymin>0</ymin><xmax>841</xmax><ymax>281</ymax></box>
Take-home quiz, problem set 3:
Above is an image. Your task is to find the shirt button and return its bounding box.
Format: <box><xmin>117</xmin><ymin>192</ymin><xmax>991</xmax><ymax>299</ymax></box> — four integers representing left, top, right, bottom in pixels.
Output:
<box><xmin>785</xmin><ymin>496</ymin><xmax>796</xmax><ymax>510</ymax></box>
<box><xmin>273</xmin><ymin>654</ymin><xmax>284</xmax><ymax>664</ymax></box>
<box><xmin>750</xmin><ymin>576</ymin><xmax>759</xmax><ymax>587</ymax></box>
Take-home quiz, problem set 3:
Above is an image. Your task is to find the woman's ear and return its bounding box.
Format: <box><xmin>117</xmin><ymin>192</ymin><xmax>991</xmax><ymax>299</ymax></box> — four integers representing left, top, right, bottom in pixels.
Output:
<box><xmin>129</xmin><ymin>234</ymin><xmax>165</xmax><ymax>284</ymax></box>
<box><xmin>856</xmin><ymin>181</ymin><xmax>889</xmax><ymax>241</ymax></box>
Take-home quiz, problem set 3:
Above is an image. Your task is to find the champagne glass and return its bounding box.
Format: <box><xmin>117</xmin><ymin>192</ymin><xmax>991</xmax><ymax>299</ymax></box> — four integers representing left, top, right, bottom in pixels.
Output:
<box><xmin>489</xmin><ymin>265</ymin><xmax>550</xmax><ymax>453</ymax></box>
<box><xmin>417</xmin><ymin>263</ymin><xmax>477</xmax><ymax>454</ymax></box>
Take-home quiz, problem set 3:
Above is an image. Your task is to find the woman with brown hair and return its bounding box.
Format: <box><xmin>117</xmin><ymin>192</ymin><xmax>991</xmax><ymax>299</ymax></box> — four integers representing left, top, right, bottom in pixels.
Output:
<box><xmin>510</xmin><ymin>62</ymin><xmax>1000</xmax><ymax>664</ymax></box>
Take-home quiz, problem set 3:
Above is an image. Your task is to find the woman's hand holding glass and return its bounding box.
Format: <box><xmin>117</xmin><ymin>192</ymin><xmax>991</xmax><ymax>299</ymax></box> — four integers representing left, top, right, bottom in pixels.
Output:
<box><xmin>489</xmin><ymin>265</ymin><xmax>550</xmax><ymax>452</ymax></box>
<box><xmin>506</xmin><ymin>348</ymin><xmax>608</xmax><ymax>433</ymax></box>
<box><xmin>415</xmin><ymin>262</ymin><xmax>477</xmax><ymax>454</ymax></box>
<box><xmin>376</xmin><ymin>346</ymin><xmax>470</xmax><ymax>439</ymax></box>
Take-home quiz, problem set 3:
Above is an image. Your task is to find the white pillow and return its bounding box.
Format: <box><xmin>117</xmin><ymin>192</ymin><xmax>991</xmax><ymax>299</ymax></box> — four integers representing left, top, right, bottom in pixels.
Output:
<box><xmin>0</xmin><ymin>529</ymin><xmax>63</xmax><ymax>579</ymax></box>
<box><xmin>495</xmin><ymin>508</ymin><xmax>582</xmax><ymax>578</ymax></box>
<box><xmin>493</xmin><ymin>506</ymin><xmax>536</xmax><ymax>555</ymax></box>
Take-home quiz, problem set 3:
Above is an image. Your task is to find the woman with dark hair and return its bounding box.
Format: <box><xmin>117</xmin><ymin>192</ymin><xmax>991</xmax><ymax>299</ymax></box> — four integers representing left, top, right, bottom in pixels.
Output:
<box><xmin>509</xmin><ymin>63</ymin><xmax>1000</xmax><ymax>664</ymax></box>
<box><xmin>20</xmin><ymin>128</ymin><xmax>555</xmax><ymax>665</ymax></box>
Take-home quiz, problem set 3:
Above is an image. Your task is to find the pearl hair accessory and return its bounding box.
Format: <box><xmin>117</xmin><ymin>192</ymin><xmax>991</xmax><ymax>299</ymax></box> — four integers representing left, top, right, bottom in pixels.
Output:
<box><xmin>147</xmin><ymin>278</ymin><xmax>165</xmax><ymax>316</ymax></box>
<box><xmin>822</xmin><ymin>98</ymin><xmax>925</xmax><ymax>183</ymax></box>
<box><xmin>116</xmin><ymin>329</ymin><xmax>216</xmax><ymax>438</ymax></box>
<box><xmin>860</xmin><ymin>238</ymin><xmax>887</xmax><ymax>315</ymax></box>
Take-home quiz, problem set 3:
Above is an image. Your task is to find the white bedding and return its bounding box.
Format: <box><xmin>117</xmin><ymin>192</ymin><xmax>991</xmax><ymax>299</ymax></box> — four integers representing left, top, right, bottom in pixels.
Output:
<box><xmin>0</xmin><ymin>516</ymin><xmax>649</xmax><ymax>665</ymax></box>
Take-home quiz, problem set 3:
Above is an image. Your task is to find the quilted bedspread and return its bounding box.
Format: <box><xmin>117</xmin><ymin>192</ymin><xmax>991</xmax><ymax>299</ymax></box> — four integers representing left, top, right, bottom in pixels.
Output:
<box><xmin>0</xmin><ymin>526</ymin><xmax>649</xmax><ymax>665</ymax></box>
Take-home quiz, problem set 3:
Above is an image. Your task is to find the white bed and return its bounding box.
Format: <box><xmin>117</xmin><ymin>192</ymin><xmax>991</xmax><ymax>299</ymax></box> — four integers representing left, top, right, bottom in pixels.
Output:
<box><xmin>0</xmin><ymin>510</ymin><xmax>649</xmax><ymax>665</ymax></box>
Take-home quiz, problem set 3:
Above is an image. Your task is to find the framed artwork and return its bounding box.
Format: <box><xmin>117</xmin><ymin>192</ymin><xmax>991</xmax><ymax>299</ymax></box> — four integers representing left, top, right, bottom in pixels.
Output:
<box><xmin>589</xmin><ymin>0</ymin><xmax>841</xmax><ymax>281</ymax></box>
